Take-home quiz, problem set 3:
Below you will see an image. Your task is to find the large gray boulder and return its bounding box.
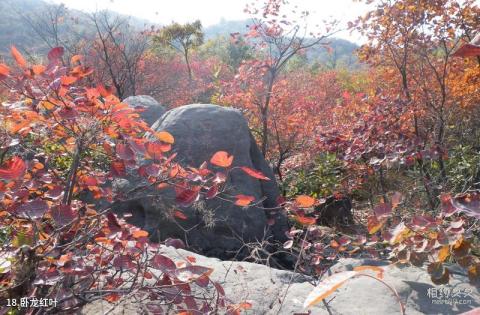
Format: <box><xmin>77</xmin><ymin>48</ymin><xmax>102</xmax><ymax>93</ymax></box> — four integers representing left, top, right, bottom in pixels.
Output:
<box><xmin>82</xmin><ymin>251</ymin><xmax>480</xmax><ymax>315</ymax></box>
<box><xmin>123</xmin><ymin>95</ymin><xmax>166</xmax><ymax>126</ymax></box>
<box><xmin>113</xmin><ymin>104</ymin><xmax>289</xmax><ymax>258</ymax></box>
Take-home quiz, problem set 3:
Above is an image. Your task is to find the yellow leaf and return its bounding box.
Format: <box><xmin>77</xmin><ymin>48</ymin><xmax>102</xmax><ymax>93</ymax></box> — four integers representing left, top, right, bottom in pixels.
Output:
<box><xmin>155</xmin><ymin>131</ymin><xmax>175</xmax><ymax>144</ymax></box>
<box><xmin>39</xmin><ymin>101</ymin><xmax>56</xmax><ymax>110</ymax></box>
<box><xmin>367</xmin><ymin>215</ymin><xmax>385</xmax><ymax>234</ymax></box>
<box><xmin>438</xmin><ymin>245</ymin><xmax>450</xmax><ymax>262</ymax></box>
<box><xmin>304</xmin><ymin>271</ymin><xmax>357</xmax><ymax>308</ymax></box>
<box><xmin>389</xmin><ymin>222</ymin><xmax>410</xmax><ymax>245</ymax></box>
<box><xmin>353</xmin><ymin>265</ymin><xmax>385</xmax><ymax>279</ymax></box>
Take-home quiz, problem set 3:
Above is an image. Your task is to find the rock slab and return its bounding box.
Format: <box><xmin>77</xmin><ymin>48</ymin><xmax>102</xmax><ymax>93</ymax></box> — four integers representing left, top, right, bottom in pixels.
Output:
<box><xmin>82</xmin><ymin>250</ymin><xmax>480</xmax><ymax>315</ymax></box>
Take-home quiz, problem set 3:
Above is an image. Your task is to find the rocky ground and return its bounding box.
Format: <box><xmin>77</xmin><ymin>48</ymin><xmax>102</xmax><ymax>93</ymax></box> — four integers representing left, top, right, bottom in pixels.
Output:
<box><xmin>82</xmin><ymin>246</ymin><xmax>479</xmax><ymax>315</ymax></box>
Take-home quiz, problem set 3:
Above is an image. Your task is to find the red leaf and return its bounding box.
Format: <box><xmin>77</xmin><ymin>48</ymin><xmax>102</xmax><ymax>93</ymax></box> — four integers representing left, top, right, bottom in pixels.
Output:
<box><xmin>51</xmin><ymin>205</ymin><xmax>76</xmax><ymax>226</ymax></box>
<box><xmin>97</xmin><ymin>84</ymin><xmax>112</xmax><ymax>97</ymax></box>
<box><xmin>206</xmin><ymin>184</ymin><xmax>218</xmax><ymax>199</ymax></box>
<box><xmin>106</xmin><ymin>212</ymin><xmax>121</xmax><ymax>232</ymax></box>
<box><xmin>151</xmin><ymin>254</ymin><xmax>176</xmax><ymax>272</ymax></box>
<box><xmin>374</xmin><ymin>203</ymin><xmax>392</xmax><ymax>218</ymax></box>
<box><xmin>0</xmin><ymin>157</ymin><xmax>26</xmax><ymax>180</ymax></box>
<box><xmin>48</xmin><ymin>47</ymin><xmax>64</xmax><ymax>61</ymax></box>
<box><xmin>16</xmin><ymin>199</ymin><xmax>49</xmax><ymax>219</ymax></box>
<box><xmin>240</xmin><ymin>166</ymin><xmax>270</xmax><ymax>180</ymax></box>
<box><xmin>113</xmin><ymin>255</ymin><xmax>135</xmax><ymax>270</ymax></box>
<box><xmin>175</xmin><ymin>186</ymin><xmax>200</xmax><ymax>206</ymax></box>
<box><xmin>0</xmin><ymin>63</ymin><xmax>10</xmax><ymax>78</ymax></box>
<box><xmin>45</xmin><ymin>186</ymin><xmax>64</xmax><ymax>200</ymax></box>
<box><xmin>235</xmin><ymin>194</ymin><xmax>255</xmax><ymax>206</ymax></box>
<box><xmin>110</xmin><ymin>161</ymin><xmax>126</xmax><ymax>177</ymax></box>
<box><xmin>128</xmin><ymin>138</ymin><xmax>146</xmax><ymax>154</ymax></box>
<box><xmin>174</xmin><ymin>210</ymin><xmax>188</xmax><ymax>220</ymax></box>
<box><xmin>210</xmin><ymin>151</ymin><xmax>234</xmax><ymax>168</ymax></box>
<box><xmin>116</xmin><ymin>143</ymin><xmax>135</xmax><ymax>160</ymax></box>
<box><xmin>11</xmin><ymin>46</ymin><xmax>26</xmax><ymax>68</ymax></box>
<box><xmin>57</xmin><ymin>108</ymin><xmax>79</xmax><ymax>120</ymax></box>
<box><xmin>81</xmin><ymin>176</ymin><xmax>98</xmax><ymax>186</ymax></box>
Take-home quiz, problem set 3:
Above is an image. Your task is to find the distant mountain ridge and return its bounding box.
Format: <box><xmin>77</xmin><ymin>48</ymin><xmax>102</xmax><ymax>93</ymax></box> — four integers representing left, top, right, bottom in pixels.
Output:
<box><xmin>0</xmin><ymin>0</ymin><xmax>358</xmax><ymax>68</ymax></box>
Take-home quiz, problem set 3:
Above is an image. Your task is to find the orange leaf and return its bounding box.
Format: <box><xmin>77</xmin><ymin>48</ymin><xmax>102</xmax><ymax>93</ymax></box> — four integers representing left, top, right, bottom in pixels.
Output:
<box><xmin>174</xmin><ymin>210</ymin><xmax>188</xmax><ymax>220</ymax></box>
<box><xmin>132</xmin><ymin>230</ymin><xmax>149</xmax><ymax>238</ymax></box>
<box><xmin>438</xmin><ymin>245</ymin><xmax>450</xmax><ymax>262</ymax></box>
<box><xmin>235</xmin><ymin>194</ymin><xmax>255</xmax><ymax>206</ymax></box>
<box><xmin>240</xmin><ymin>166</ymin><xmax>270</xmax><ymax>180</ymax></box>
<box><xmin>105</xmin><ymin>293</ymin><xmax>121</xmax><ymax>303</ymax></box>
<box><xmin>367</xmin><ymin>215</ymin><xmax>385</xmax><ymax>234</ymax></box>
<box><xmin>295</xmin><ymin>215</ymin><xmax>316</xmax><ymax>226</ymax></box>
<box><xmin>304</xmin><ymin>271</ymin><xmax>358</xmax><ymax>308</ymax></box>
<box><xmin>11</xmin><ymin>46</ymin><xmax>26</xmax><ymax>68</ymax></box>
<box><xmin>353</xmin><ymin>265</ymin><xmax>385</xmax><ymax>279</ymax></box>
<box><xmin>32</xmin><ymin>65</ymin><xmax>46</xmax><ymax>75</ymax></box>
<box><xmin>186</xmin><ymin>256</ymin><xmax>197</xmax><ymax>263</ymax></box>
<box><xmin>296</xmin><ymin>195</ymin><xmax>315</xmax><ymax>208</ymax></box>
<box><xmin>0</xmin><ymin>63</ymin><xmax>10</xmax><ymax>77</ymax></box>
<box><xmin>61</xmin><ymin>76</ymin><xmax>77</xmax><ymax>85</ymax></box>
<box><xmin>210</xmin><ymin>151</ymin><xmax>234</xmax><ymax>168</ymax></box>
<box><xmin>71</xmin><ymin>54</ymin><xmax>83</xmax><ymax>64</ymax></box>
<box><xmin>238</xmin><ymin>302</ymin><xmax>252</xmax><ymax>310</ymax></box>
<box><xmin>155</xmin><ymin>131</ymin><xmax>175</xmax><ymax>144</ymax></box>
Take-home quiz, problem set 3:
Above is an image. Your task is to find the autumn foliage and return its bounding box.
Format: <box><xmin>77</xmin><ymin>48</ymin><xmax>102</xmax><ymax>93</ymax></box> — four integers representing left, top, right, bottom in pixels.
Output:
<box><xmin>1</xmin><ymin>0</ymin><xmax>480</xmax><ymax>312</ymax></box>
<box><xmin>0</xmin><ymin>46</ymin><xmax>266</xmax><ymax>313</ymax></box>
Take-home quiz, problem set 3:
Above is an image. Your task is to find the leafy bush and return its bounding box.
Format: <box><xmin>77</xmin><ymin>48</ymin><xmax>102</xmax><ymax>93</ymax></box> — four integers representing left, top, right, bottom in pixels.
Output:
<box><xmin>0</xmin><ymin>46</ymin><xmax>264</xmax><ymax>314</ymax></box>
<box><xmin>283</xmin><ymin>153</ymin><xmax>344</xmax><ymax>198</ymax></box>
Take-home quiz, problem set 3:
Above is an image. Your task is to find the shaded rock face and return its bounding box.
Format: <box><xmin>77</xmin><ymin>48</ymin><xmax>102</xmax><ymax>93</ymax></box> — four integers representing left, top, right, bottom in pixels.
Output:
<box><xmin>82</xmin><ymin>251</ymin><xmax>480</xmax><ymax>315</ymax></box>
<box><xmin>123</xmin><ymin>95</ymin><xmax>166</xmax><ymax>126</ymax></box>
<box><xmin>113</xmin><ymin>104</ymin><xmax>289</xmax><ymax>258</ymax></box>
<box><xmin>316</xmin><ymin>195</ymin><xmax>354</xmax><ymax>227</ymax></box>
